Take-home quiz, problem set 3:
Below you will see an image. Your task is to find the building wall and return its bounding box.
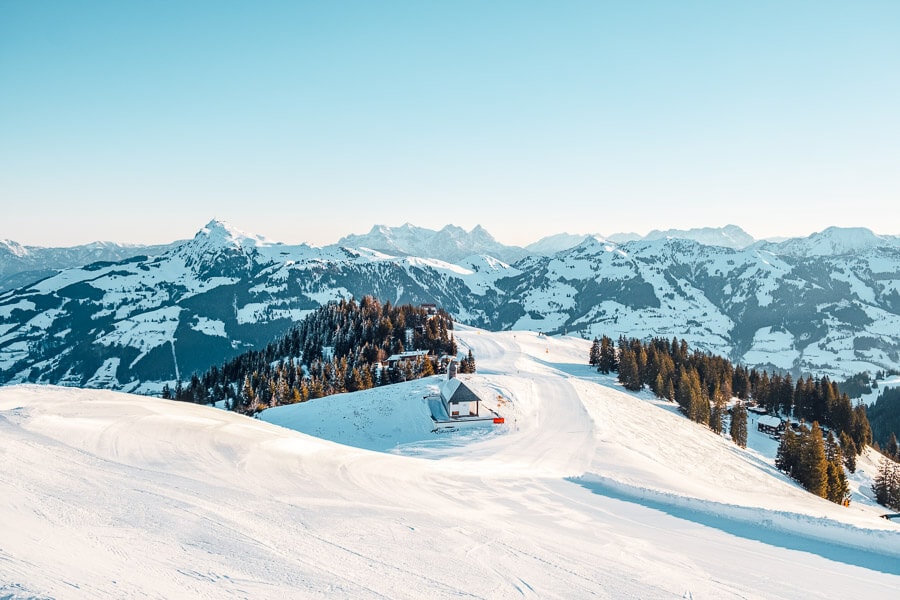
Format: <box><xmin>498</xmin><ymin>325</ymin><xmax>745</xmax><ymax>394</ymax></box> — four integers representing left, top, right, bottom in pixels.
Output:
<box><xmin>449</xmin><ymin>401</ymin><xmax>470</xmax><ymax>417</ymax></box>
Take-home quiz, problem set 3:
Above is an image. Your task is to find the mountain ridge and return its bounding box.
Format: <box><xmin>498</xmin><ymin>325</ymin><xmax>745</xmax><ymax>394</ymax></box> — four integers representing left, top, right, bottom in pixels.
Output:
<box><xmin>1</xmin><ymin>220</ymin><xmax>899</xmax><ymax>392</ymax></box>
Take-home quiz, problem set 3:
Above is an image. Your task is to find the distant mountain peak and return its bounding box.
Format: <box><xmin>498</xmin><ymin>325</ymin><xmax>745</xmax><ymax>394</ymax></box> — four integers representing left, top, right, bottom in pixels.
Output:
<box><xmin>337</xmin><ymin>223</ymin><xmax>525</xmax><ymax>264</ymax></box>
<box><xmin>641</xmin><ymin>225</ymin><xmax>755</xmax><ymax>249</ymax></box>
<box><xmin>193</xmin><ymin>219</ymin><xmax>273</xmax><ymax>250</ymax></box>
<box><xmin>0</xmin><ymin>239</ymin><xmax>29</xmax><ymax>258</ymax></box>
<box><xmin>766</xmin><ymin>226</ymin><xmax>897</xmax><ymax>257</ymax></box>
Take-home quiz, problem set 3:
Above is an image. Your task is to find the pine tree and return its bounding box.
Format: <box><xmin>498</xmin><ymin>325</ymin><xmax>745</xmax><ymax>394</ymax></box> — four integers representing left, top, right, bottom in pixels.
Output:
<box><xmin>825</xmin><ymin>460</ymin><xmax>849</xmax><ymax>505</ymax></box>
<box><xmin>618</xmin><ymin>348</ymin><xmax>642</xmax><ymax>391</ymax></box>
<box><xmin>710</xmin><ymin>396</ymin><xmax>725</xmax><ymax>435</ymax></box>
<box><xmin>598</xmin><ymin>335</ymin><xmax>617</xmax><ymax>374</ymax></box>
<box><xmin>887</xmin><ymin>432</ymin><xmax>899</xmax><ymax>460</ymax></box>
<box><xmin>839</xmin><ymin>431</ymin><xmax>857</xmax><ymax>473</ymax></box>
<box><xmin>730</xmin><ymin>402</ymin><xmax>748</xmax><ymax>448</ymax></box>
<box><xmin>589</xmin><ymin>337</ymin><xmax>600</xmax><ymax>367</ymax></box>
<box><xmin>242</xmin><ymin>375</ymin><xmax>257</xmax><ymax>414</ymax></box>
<box><xmin>873</xmin><ymin>457</ymin><xmax>900</xmax><ymax>510</ymax></box>
<box><xmin>689</xmin><ymin>390</ymin><xmax>710</xmax><ymax>426</ymax></box>
<box><xmin>776</xmin><ymin>426</ymin><xmax>799</xmax><ymax>478</ymax></box>
<box><xmin>824</xmin><ymin>431</ymin><xmax>849</xmax><ymax>504</ymax></box>
<box><xmin>799</xmin><ymin>422</ymin><xmax>828</xmax><ymax>498</ymax></box>
<box><xmin>421</xmin><ymin>356</ymin><xmax>435</xmax><ymax>377</ymax></box>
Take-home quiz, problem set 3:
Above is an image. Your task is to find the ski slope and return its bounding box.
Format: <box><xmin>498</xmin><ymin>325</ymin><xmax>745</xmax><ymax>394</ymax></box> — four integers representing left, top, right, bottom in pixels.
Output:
<box><xmin>2</xmin><ymin>326</ymin><xmax>899</xmax><ymax>599</ymax></box>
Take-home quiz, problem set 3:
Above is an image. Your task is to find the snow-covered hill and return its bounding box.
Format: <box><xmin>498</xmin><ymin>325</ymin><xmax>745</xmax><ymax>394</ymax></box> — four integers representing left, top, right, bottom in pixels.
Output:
<box><xmin>2</xmin><ymin>327</ymin><xmax>898</xmax><ymax>599</ymax></box>
<box><xmin>2</xmin><ymin>220</ymin><xmax>899</xmax><ymax>392</ymax></box>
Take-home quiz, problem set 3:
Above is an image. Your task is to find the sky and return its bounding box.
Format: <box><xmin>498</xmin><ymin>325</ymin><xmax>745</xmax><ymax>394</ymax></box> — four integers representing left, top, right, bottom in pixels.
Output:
<box><xmin>1</xmin><ymin>1</ymin><xmax>899</xmax><ymax>248</ymax></box>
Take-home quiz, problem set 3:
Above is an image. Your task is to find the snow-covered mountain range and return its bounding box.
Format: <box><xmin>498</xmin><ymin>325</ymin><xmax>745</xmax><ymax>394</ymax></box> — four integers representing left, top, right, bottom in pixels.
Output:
<box><xmin>338</xmin><ymin>223</ymin><xmax>531</xmax><ymax>264</ymax></box>
<box><xmin>2</xmin><ymin>219</ymin><xmax>899</xmax><ymax>392</ymax></box>
<box><xmin>0</xmin><ymin>238</ymin><xmax>179</xmax><ymax>292</ymax></box>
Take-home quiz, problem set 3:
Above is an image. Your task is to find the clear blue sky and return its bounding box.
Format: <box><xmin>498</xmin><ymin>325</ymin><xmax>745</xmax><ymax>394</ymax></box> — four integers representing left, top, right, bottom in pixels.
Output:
<box><xmin>2</xmin><ymin>1</ymin><xmax>898</xmax><ymax>247</ymax></box>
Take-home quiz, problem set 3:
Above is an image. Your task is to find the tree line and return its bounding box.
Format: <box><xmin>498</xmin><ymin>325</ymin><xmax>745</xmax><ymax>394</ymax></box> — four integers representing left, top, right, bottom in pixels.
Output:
<box><xmin>589</xmin><ymin>335</ymin><xmax>872</xmax><ymax>451</ymax></box>
<box><xmin>589</xmin><ymin>334</ymin><xmax>872</xmax><ymax>505</ymax></box>
<box><xmin>775</xmin><ymin>423</ymin><xmax>851</xmax><ymax>504</ymax></box>
<box><xmin>163</xmin><ymin>297</ymin><xmax>460</xmax><ymax>414</ymax></box>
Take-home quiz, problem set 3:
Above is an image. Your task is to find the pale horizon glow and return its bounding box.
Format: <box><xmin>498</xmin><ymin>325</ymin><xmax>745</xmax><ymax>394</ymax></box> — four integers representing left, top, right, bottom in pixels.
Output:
<box><xmin>2</xmin><ymin>1</ymin><xmax>898</xmax><ymax>248</ymax></box>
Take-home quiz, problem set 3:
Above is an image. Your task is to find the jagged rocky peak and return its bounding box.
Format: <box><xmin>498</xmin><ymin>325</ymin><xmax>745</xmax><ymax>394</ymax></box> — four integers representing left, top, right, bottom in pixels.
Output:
<box><xmin>337</xmin><ymin>223</ymin><xmax>526</xmax><ymax>264</ymax></box>
<box><xmin>174</xmin><ymin>219</ymin><xmax>270</xmax><ymax>274</ymax></box>
<box><xmin>194</xmin><ymin>219</ymin><xmax>270</xmax><ymax>248</ymax></box>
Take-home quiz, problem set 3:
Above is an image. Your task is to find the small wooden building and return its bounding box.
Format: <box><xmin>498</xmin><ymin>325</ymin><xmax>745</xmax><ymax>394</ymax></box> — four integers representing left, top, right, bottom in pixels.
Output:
<box><xmin>384</xmin><ymin>350</ymin><xmax>431</xmax><ymax>370</ymax></box>
<box><xmin>757</xmin><ymin>415</ymin><xmax>784</xmax><ymax>435</ymax></box>
<box><xmin>439</xmin><ymin>377</ymin><xmax>481</xmax><ymax>418</ymax></box>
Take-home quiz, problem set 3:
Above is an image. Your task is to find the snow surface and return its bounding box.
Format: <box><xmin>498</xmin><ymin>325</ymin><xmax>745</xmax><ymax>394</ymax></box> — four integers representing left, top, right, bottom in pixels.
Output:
<box><xmin>190</xmin><ymin>316</ymin><xmax>227</xmax><ymax>338</ymax></box>
<box><xmin>2</xmin><ymin>326</ymin><xmax>899</xmax><ymax>599</ymax></box>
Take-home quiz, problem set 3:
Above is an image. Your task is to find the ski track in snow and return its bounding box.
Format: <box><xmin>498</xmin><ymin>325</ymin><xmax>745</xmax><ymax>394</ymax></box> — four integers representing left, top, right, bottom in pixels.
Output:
<box><xmin>1</xmin><ymin>326</ymin><xmax>899</xmax><ymax>599</ymax></box>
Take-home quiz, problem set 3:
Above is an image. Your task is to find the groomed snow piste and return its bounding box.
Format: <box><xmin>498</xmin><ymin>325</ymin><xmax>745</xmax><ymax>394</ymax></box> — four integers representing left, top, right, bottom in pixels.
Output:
<box><xmin>2</xmin><ymin>326</ymin><xmax>899</xmax><ymax>599</ymax></box>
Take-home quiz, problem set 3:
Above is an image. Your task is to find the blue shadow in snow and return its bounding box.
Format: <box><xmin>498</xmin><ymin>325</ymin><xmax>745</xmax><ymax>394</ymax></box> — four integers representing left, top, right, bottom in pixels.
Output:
<box><xmin>568</xmin><ymin>476</ymin><xmax>900</xmax><ymax>576</ymax></box>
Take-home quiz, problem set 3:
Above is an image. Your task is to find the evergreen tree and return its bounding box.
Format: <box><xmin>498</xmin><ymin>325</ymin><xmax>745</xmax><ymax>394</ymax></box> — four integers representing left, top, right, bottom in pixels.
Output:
<box><xmin>421</xmin><ymin>356</ymin><xmax>435</xmax><ymax>377</ymax></box>
<box><xmin>825</xmin><ymin>460</ymin><xmax>849</xmax><ymax>505</ymax></box>
<box><xmin>598</xmin><ymin>335</ymin><xmax>617</xmax><ymax>374</ymax></box>
<box><xmin>824</xmin><ymin>431</ymin><xmax>849</xmax><ymax>504</ymax></box>
<box><xmin>730</xmin><ymin>402</ymin><xmax>748</xmax><ymax>448</ymax></box>
<box><xmin>887</xmin><ymin>432</ymin><xmax>899</xmax><ymax>460</ymax></box>
<box><xmin>850</xmin><ymin>404</ymin><xmax>873</xmax><ymax>451</ymax></box>
<box><xmin>710</xmin><ymin>396</ymin><xmax>725</xmax><ymax>435</ymax></box>
<box><xmin>873</xmin><ymin>457</ymin><xmax>900</xmax><ymax>510</ymax></box>
<box><xmin>689</xmin><ymin>390</ymin><xmax>710</xmax><ymax>426</ymax></box>
<box><xmin>677</xmin><ymin>366</ymin><xmax>706</xmax><ymax>424</ymax></box>
<box><xmin>776</xmin><ymin>426</ymin><xmax>799</xmax><ymax>478</ymax></box>
<box><xmin>799</xmin><ymin>422</ymin><xmax>828</xmax><ymax>498</ymax></box>
<box><xmin>732</xmin><ymin>366</ymin><xmax>750</xmax><ymax>400</ymax></box>
<box><xmin>589</xmin><ymin>337</ymin><xmax>601</xmax><ymax>367</ymax></box>
<box><xmin>839</xmin><ymin>431</ymin><xmax>857</xmax><ymax>473</ymax></box>
<box><xmin>242</xmin><ymin>375</ymin><xmax>257</xmax><ymax>414</ymax></box>
<box><xmin>617</xmin><ymin>347</ymin><xmax>642</xmax><ymax>391</ymax></box>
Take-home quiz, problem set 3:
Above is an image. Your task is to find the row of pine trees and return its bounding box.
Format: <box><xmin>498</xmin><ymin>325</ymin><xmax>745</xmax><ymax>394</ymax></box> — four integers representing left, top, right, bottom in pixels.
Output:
<box><xmin>775</xmin><ymin>423</ymin><xmax>851</xmax><ymax>504</ymax></box>
<box><xmin>589</xmin><ymin>334</ymin><xmax>873</xmax><ymax>505</ymax></box>
<box><xmin>164</xmin><ymin>297</ymin><xmax>460</xmax><ymax>414</ymax></box>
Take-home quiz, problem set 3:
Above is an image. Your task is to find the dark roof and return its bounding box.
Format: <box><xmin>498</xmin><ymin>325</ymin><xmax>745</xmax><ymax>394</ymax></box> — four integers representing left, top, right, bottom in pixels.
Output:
<box><xmin>441</xmin><ymin>379</ymin><xmax>481</xmax><ymax>404</ymax></box>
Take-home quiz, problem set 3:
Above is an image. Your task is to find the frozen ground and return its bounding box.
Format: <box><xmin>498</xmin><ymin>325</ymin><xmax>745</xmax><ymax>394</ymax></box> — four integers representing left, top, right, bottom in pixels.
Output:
<box><xmin>1</xmin><ymin>325</ymin><xmax>899</xmax><ymax>599</ymax></box>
